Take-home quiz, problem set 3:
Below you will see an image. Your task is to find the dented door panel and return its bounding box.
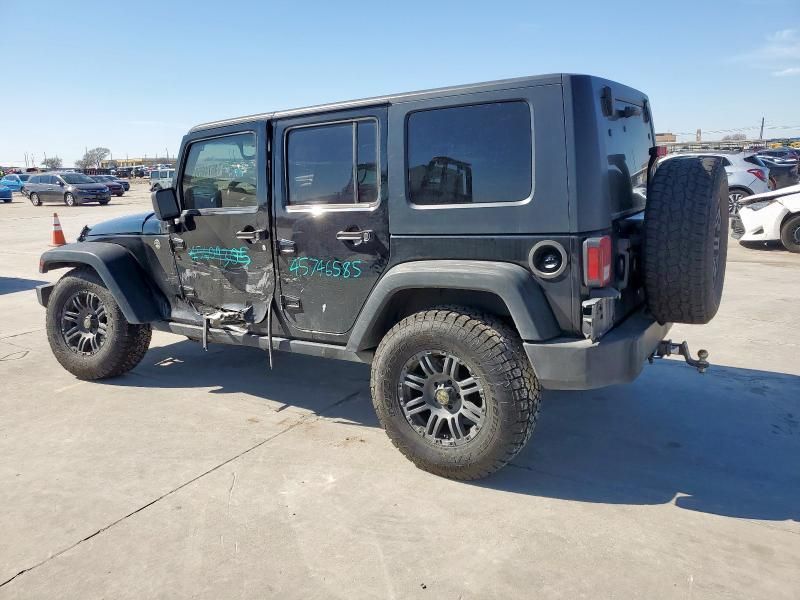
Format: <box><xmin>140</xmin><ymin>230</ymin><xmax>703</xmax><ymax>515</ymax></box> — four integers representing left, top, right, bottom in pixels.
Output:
<box><xmin>170</xmin><ymin>123</ymin><xmax>275</xmax><ymax>323</ymax></box>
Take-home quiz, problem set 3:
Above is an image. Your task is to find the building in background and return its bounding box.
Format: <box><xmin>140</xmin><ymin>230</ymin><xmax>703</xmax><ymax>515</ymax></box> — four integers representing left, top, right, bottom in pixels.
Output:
<box><xmin>655</xmin><ymin>132</ymin><xmax>676</xmax><ymax>143</ymax></box>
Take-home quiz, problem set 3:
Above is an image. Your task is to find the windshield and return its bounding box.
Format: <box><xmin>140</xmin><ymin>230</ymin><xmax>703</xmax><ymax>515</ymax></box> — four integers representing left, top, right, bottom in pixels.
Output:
<box><xmin>61</xmin><ymin>173</ymin><xmax>97</xmax><ymax>184</ymax></box>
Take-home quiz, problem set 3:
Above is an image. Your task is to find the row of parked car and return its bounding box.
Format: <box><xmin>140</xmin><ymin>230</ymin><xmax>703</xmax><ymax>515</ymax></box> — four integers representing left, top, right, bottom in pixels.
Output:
<box><xmin>665</xmin><ymin>147</ymin><xmax>799</xmax><ymax>215</ymax></box>
<box><xmin>0</xmin><ymin>171</ymin><xmax>131</xmax><ymax>206</ymax></box>
<box><xmin>663</xmin><ymin>147</ymin><xmax>800</xmax><ymax>254</ymax></box>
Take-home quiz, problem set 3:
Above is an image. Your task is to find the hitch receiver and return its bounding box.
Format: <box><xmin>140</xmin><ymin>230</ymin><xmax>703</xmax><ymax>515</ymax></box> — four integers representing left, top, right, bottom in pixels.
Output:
<box><xmin>649</xmin><ymin>340</ymin><xmax>710</xmax><ymax>373</ymax></box>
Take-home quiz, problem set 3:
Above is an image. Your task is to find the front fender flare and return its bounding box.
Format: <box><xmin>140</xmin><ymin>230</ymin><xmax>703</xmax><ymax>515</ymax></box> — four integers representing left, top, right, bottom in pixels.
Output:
<box><xmin>39</xmin><ymin>242</ymin><xmax>165</xmax><ymax>324</ymax></box>
<box><xmin>346</xmin><ymin>260</ymin><xmax>561</xmax><ymax>351</ymax></box>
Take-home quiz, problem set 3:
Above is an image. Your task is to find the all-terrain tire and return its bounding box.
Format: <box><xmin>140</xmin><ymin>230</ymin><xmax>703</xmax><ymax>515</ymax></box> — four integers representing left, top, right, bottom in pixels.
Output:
<box><xmin>370</xmin><ymin>307</ymin><xmax>540</xmax><ymax>480</ymax></box>
<box><xmin>780</xmin><ymin>214</ymin><xmax>800</xmax><ymax>253</ymax></box>
<box><xmin>644</xmin><ymin>156</ymin><xmax>728</xmax><ymax>324</ymax></box>
<box><xmin>46</xmin><ymin>267</ymin><xmax>152</xmax><ymax>379</ymax></box>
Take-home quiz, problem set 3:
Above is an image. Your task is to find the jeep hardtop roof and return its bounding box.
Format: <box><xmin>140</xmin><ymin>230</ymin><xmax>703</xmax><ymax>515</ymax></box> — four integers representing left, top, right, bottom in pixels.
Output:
<box><xmin>189</xmin><ymin>73</ymin><xmax>645</xmax><ymax>133</ymax></box>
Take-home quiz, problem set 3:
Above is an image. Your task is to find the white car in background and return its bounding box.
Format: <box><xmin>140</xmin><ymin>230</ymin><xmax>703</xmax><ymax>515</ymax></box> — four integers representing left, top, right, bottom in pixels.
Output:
<box><xmin>149</xmin><ymin>169</ymin><xmax>175</xmax><ymax>191</ymax></box>
<box><xmin>732</xmin><ymin>183</ymin><xmax>800</xmax><ymax>253</ymax></box>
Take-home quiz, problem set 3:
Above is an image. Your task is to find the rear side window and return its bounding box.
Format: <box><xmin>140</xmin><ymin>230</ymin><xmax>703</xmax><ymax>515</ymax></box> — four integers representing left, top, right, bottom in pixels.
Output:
<box><xmin>28</xmin><ymin>175</ymin><xmax>40</xmax><ymax>184</ymax></box>
<box><xmin>406</xmin><ymin>101</ymin><xmax>532</xmax><ymax>205</ymax></box>
<box><xmin>286</xmin><ymin>119</ymin><xmax>378</xmax><ymax>206</ymax></box>
<box><xmin>181</xmin><ymin>133</ymin><xmax>257</xmax><ymax>210</ymax></box>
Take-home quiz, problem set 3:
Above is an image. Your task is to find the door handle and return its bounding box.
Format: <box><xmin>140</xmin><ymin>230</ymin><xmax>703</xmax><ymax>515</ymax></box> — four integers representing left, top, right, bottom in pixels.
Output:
<box><xmin>236</xmin><ymin>228</ymin><xmax>268</xmax><ymax>241</ymax></box>
<box><xmin>336</xmin><ymin>229</ymin><xmax>373</xmax><ymax>245</ymax></box>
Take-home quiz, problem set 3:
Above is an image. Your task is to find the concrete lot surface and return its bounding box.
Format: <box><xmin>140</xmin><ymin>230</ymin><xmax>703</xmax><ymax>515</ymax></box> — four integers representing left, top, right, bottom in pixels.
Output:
<box><xmin>1</xmin><ymin>186</ymin><xmax>798</xmax><ymax>599</ymax></box>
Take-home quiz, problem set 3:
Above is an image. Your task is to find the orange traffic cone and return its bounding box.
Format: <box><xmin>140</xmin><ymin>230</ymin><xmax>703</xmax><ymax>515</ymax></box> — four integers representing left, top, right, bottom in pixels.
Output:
<box><xmin>50</xmin><ymin>213</ymin><xmax>67</xmax><ymax>247</ymax></box>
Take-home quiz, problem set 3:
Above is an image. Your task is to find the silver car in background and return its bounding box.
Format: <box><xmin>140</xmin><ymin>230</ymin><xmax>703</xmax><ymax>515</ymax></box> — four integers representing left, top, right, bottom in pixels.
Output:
<box><xmin>662</xmin><ymin>151</ymin><xmax>770</xmax><ymax>214</ymax></box>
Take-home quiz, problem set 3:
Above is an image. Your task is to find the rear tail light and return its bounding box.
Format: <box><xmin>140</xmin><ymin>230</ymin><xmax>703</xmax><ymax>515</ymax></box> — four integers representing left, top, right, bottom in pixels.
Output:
<box><xmin>748</xmin><ymin>168</ymin><xmax>767</xmax><ymax>182</ymax></box>
<box><xmin>583</xmin><ymin>236</ymin><xmax>612</xmax><ymax>288</ymax></box>
<box><xmin>649</xmin><ymin>145</ymin><xmax>669</xmax><ymax>158</ymax></box>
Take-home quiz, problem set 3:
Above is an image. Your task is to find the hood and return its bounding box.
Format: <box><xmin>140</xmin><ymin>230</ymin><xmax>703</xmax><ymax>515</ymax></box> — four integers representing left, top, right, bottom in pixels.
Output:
<box><xmin>740</xmin><ymin>183</ymin><xmax>800</xmax><ymax>204</ymax></box>
<box><xmin>84</xmin><ymin>212</ymin><xmax>158</xmax><ymax>237</ymax></box>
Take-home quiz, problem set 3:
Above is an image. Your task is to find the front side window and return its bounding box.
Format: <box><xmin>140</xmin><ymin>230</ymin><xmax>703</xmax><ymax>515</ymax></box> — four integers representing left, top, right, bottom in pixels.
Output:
<box><xmin>407</xmin><ymin>101</ymin><xmax>532</xmax><ymax>205</ymax></box>
<box><xmin>286</xmin><ymin>119</ymin><xmax>378</xmax><ymax>206</ymax></box>
<box><xmin>181</xmin><ymin>133</ymin><xmax>257</xmax><ymax>210</ymax></box>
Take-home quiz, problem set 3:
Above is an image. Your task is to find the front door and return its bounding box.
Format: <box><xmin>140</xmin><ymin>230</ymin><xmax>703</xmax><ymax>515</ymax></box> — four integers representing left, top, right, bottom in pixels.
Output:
<box><xmin>273</xmin><ymin>107</ymin><xmax>389</xmax><ymax>335</ymax></box>
<box><xmin>170</xmin><ymin>125</ymin><xmax>274</xmax><ymax>323</ymax></box>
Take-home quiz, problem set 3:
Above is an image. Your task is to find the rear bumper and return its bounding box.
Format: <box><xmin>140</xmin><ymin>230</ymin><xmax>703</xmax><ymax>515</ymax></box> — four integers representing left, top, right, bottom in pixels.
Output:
<box><xmin>524</xmin><ymin>310</ymin><xmax>671</xmax><ymax>390</ymax></box>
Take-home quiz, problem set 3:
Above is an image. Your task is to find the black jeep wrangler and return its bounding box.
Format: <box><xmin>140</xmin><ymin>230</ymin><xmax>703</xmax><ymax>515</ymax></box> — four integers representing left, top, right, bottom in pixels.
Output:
<box><xmin>37</xmin><ymin>74</ymin><xmax>727</xmax><ymax>480</ymax></box>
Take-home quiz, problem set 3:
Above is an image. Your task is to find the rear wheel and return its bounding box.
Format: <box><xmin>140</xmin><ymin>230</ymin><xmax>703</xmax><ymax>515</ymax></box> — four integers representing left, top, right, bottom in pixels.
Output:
<box><xmin>46</xmin><ymin>268</ymin><xmax>152</xmax><ymax>379</ymax></box>
<box><xmin>371</xmin><ymin>307</ymin><xmax>540</xmax><ymax>480</ymax></box>
<box><xmin>728</xmin><ymin>188</ymin><xmax>749</xmax><ymax>216</ymax></box>
<box><xmin>99</xmin><ymin>199</ymin><xmax>110</xmax><ymax>205</ymax></box>
<box><xmin>30</xmin><ymin>192</ymin><xmax>41</xmax><ymax>206</ymax></box>
<box><xmin>64</xmin><ymin>192</ymin><xmax>76</xmax><ymax>207</ymax></box>
<box><xmin>780</xmin><ymin>214</ymin><xmax>800</xmax><ymax>253</ymax></box>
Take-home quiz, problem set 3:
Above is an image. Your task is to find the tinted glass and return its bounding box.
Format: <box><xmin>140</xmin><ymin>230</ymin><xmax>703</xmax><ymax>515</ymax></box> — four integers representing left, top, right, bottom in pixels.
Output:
<box><xmin>407</xmin><ymin>102</ymin><xmax>532</xmax><ymax>205</ymax></box>
<box><xmin>43</xmin><ymin>175</ymin><xmax>56</xmax><ymax>184</ymax></box>
<box><xmin>356</xmin><ymin>120</ymin><xmax>378</xmax><ymax>204</ymax></box>
<box><xmin>62</xmin><ymin>173</ymin><xmax>96</xmax><ymax>184</ymax></box>
<box><xmin>19</xmin><ymin>175</ymin><xmax>29</xmax><ymax>181</ymax></box>
<box><xmin>28</xmin><ymin>175</ymin><xmax>40</xmax><ymax>184</ymax></box>
<box><xmin>181</xmin><ymin>133</ymin><xmax>257</xmax><ymax>209</ymax></box>
<box><xmin>287</xmin><ymin>123</ymin><xmax>354</xmax><ymax>205</ymax></box>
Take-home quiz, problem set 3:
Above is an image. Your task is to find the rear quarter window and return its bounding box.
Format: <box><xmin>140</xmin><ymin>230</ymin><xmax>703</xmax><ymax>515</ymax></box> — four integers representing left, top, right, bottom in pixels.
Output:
<box><xmin>406</xmin><ymin>101</ymin><xmax>532</xmax><ymax>206</ymax></box>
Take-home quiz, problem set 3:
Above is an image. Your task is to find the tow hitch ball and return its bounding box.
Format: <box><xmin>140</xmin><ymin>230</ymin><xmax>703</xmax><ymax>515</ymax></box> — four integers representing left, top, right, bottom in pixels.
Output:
<box><xmin>649</xmin><ymin>340</ymin><xmax>710</xmax><ymax>374</ymax></box>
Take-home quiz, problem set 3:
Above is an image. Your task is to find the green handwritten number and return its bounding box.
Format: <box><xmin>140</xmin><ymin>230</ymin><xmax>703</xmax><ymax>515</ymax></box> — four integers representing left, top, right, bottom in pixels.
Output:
<box><xmin>289</xmin><ymin>257</ymin><xmax>362</xmax><ymax>278</ymax></box>
<box><xmin>297</xmin><ymin>257</ymin><xmax>309</xmax><ymax>276</ymax></box>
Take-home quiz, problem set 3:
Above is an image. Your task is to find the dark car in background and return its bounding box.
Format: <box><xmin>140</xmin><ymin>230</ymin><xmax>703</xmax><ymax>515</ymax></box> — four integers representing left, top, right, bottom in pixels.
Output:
<box><xmin>758</xmin><ymin>148</ymin><xmax>800</xmax><ymax>164</ymax></box>
<box><xmin>90</xmin><ymin>175</ymin><xmax>127</xmax><ymax>195</ymax></box>
<box><xmin>23</xmin><ymin>172</ymin><xmax>110</xmax><ymax>206</ymax></box>
<box><xmin>746</xmin><ymin>155</ymin><xmax>799</xmax><ymax>190</ymax></box>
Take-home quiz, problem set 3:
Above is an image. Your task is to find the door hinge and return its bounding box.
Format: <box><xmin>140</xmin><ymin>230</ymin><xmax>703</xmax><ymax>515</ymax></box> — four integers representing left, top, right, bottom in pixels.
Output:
<box><xmin>278</xmin><ymin>239</ymin><xmax>297</xmax><ymax>254</ymax></box>
<box><xmin>280</xmin><ymin>295</ymin><xmax>301</xmax><ymax>310</ymax></box>
<box><xmin>170</xmin><ymin>237</ymin><xmax>186</xmax><ymax>251</ymax></box>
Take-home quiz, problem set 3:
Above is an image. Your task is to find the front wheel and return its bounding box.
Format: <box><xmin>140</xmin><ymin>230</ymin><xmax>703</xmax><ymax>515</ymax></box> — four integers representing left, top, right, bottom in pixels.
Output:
<box><xmin>780</xmin><ymin>214</ymin><xmax>800</xmax><ymax>253</ymax></box>
<box><xmin>64</xmin><ymin>192</ymin><xmax>76</xmax><ymax>207</ymax></box>
<box><xmin>99</xmin><ymin>199</ymin><xmax>110</xmax><ymax>205</ymax></box>
<box><xmin>46</xmin><ymin>268</ymin><xmax>152</xmax><ymax>379</ymax></box>
<box><xmin>371</xmin><ymin>307</ymin><xmax>540</xmax><ymax>480</ymax></box>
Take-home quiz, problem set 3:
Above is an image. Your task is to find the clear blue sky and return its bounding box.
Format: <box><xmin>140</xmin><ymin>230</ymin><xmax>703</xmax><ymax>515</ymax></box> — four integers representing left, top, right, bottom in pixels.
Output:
<box><xmin>1</xmin><ymin>0</ymin><xmax>798</xmax><ymax>167</ymax></box>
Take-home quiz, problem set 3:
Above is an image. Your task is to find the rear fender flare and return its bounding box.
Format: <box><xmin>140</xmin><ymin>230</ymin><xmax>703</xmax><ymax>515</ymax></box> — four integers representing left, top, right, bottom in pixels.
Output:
<box><xmin>346</xmin><ymin>260</ymin><xmax>561</xmax><ymax>351</ymax></box>
<box><xmin>39</xmin><ymin>242</ymin><xmax>165</xmax><ymax>324</ymax></box>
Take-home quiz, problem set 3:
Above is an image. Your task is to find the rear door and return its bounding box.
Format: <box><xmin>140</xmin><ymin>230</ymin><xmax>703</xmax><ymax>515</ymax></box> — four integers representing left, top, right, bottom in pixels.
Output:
<box><xmin>272</xmin><ymin>106</ymin><xmax>389</xmax><ymax>335</ymax></box>
<box><xmin>169</xmin><ymin>124</ymin><xmax>275</xmax><ymax>323</ymax></box>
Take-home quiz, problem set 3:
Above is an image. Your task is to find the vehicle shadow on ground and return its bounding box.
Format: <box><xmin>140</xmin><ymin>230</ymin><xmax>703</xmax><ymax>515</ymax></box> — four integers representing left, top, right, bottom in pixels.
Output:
<box><xmin>106</xmin><ymin>339</ymin><xmax>799</xmax><ymax>522</ymax></box>
<box><xmin>0</xmin><ymin>277</ymin><xmax>47</xmax><ymax>296</ymax></box>
<box><xmin>738</xmin><ymin>240</ymin><xmax>787</xmax><ymax>252</ymax></box>
<box><xmin>491</xmin><ymin>360</ymin><xmax>800</xmax><ymax>522</ymax></box>
<box><xmin>102</xmin><ymin>339</ymin><xmax>379</xmax><ymax>426</ymax></box>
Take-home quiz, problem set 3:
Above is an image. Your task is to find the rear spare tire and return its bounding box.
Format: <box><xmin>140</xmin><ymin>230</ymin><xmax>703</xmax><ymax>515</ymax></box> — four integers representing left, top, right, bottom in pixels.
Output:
<box><xmin>644</xmin><ymin>156</ymin><xmax>728</xmax><ymax>324</ymax></box>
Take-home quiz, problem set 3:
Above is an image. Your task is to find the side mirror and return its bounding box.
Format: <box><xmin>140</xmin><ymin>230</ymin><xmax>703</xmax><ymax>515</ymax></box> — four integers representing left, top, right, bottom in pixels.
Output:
<box><xmin>152</xmin><ymin>187</ymin><xmax>180</xmax><ymax>221</ymax></box>
<box><xmin>57</xmin><ymin>180</ymin><xmax>65</xmax><ymax>186</ymax></box>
